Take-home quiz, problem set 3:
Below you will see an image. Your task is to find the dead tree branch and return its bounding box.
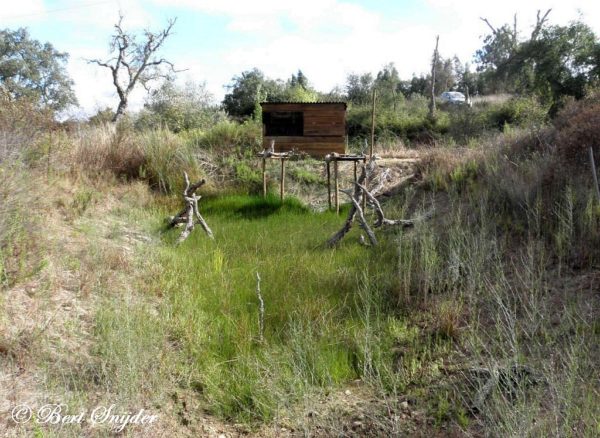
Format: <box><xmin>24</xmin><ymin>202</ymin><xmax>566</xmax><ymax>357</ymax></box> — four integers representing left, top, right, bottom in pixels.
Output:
<box><xmin>340</xmin><ymin>189</ymin><xmax>378</xmax><ymax>246</ymax></box>
<box><xmin>479</xmin><ymin>17</ymin><xmax>498</xmax><ymax>35</ymax></box>
<box><xmin>326</xmin><ymin>163</ymin><xmax>368</xmax><ymax>247</ymax></box>
<box><xmin>255</xmin><ymin>272</ymin><xmax>265</xmax><ymax>343</ymax></box>
<box><xmin>357</xmin><ymin>183</ymin><xmax>433</xmax><ymax>228</ymax></box>
<box><xmin>168</xmin><ymin>172</ymin><xmax>213</xmax><ymax>243</ymax></box>
<box><xmin>327</xmin><ymin>162</ymin><xmax>434</xmax><ymax>247</ymax></box>
<box><xmin>531</xmin><ymin>9</ymin><xmax>551</xmax><ymax>41</ymax></box>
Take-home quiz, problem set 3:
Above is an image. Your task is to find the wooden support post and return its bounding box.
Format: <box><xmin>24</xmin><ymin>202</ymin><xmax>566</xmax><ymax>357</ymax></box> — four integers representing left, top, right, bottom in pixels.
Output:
<box><xmin>326</xmin><ymin>160</ymin><xmax>332</xmax><ymax>210</ymax></box>
<box><xmin>334</xmin><ymin>158</ymin><xmax>339</xmax><ymax>215</ymax></box>
<box><xmin>353</xmin><ymin>161</ymin><xmax>358</xmax><ymax>185</ymax></box>
<box><xmin>280</xmin><ymin>158</ymin><xmax>286</xmax><ymax>202</ymax></box>
<box><xmin>262</xmin><ymin>156</ymin><xmax>267</xmax><ymax>197</ymax></box>
<box><xmin>362</xmin><ymin>157</ymin><xmax>367</xmax><ymax>211</ymax></box>
<box><xmin>370</xmin><ymin>88</ymin><xmax>376</xmax><ymax>158</ymax></box>
<box><xmin>589</xmin><ymin>146</ymin><xmax>600</xmax><ymax>202</ymax></box>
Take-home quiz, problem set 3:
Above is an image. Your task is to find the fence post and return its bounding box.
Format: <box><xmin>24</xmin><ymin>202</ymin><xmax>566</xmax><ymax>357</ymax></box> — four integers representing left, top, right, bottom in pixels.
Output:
<box><xmin>589</xmin><ymin>146</ymin><xmax>600</xmax><ymax>202</ymax></box>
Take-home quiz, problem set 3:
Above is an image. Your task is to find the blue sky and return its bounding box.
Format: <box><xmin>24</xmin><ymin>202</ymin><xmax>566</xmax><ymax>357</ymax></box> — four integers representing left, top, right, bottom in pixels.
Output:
<box><xmin>2</xmin><ymin>0</ymin><xmax>599</xmax><ymax>116</ymax></box>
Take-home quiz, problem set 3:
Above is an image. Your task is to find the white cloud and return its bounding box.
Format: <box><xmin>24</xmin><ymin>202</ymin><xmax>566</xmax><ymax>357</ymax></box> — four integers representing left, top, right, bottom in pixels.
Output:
<box><xmin>0</xmin><ymin>0</ymin><xmax>46</xmax><ymax>21</ymax></box>
<box><xmin>172</xmin><ymin>0</ymin><xmax>600</xmax><ymax>100</ymax></box>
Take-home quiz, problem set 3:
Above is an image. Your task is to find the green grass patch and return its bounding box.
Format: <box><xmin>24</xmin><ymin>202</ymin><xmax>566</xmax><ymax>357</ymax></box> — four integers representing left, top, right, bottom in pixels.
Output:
<box><xmin>139</xmin><ymin>194</ymin><xmax>403</xmax><ymax>422</ymax></box>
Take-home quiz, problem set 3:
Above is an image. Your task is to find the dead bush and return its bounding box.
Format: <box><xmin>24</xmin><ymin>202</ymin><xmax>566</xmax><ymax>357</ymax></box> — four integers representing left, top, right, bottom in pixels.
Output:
<box><xmin>0</xmin><ymin>99</ymin><xmax>55</xmax><ymax>163</ymax></box>
<box><xmin>554</xmin><ymin>92</ymin><xmax>600</xmax><ymax>164</ymax></box>
<box><xmin>71</xmin><ymin>122</ymin><xmax>146</xmax><ymax>180</ymax></box>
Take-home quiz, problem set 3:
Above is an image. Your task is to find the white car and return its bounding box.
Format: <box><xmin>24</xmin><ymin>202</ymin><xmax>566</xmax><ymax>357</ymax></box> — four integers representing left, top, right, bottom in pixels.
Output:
<box><xmin>440</xmin><ymin>91</ymin><xmax>469</xmax><ymax>105</ymax></box>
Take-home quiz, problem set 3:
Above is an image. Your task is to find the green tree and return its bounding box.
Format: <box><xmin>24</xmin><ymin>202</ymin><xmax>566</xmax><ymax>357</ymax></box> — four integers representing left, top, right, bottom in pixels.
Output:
<box><xmin>475</xmin><ymin>10</ymin><xmax>600</xmax><ymax>105</ymax></box>
<box><xmin>454</xmin><ymin>60</ymin><xmax>479</xmax><ymax>96</ymax></box>
<box><xmin>296</xmin><ymin>70</ymin><xmax>308</xmax><ymax>89</ymax></box>
<box><xmin>136</xmin><ymin>80</ymin><xmax>226</xmax><ymax>132</ymax></box>
<box><xmin>474</xmin><ymin>10</ymin><xmax>551</xmax><ymax>93</ymax></box>
<box><xmin>88</xmin><ymin>107</ymin><xmax>115</xmax><ymax>125</ymax></box>
<box><xmin>403</xmin><ymin>74</ymin><xmax>428</xmax><ymax>97</ymax></box>
<box><xmin>282</xmin><ymin>70</ymin><xmax>317</xmax><ymax>101</ymax></box>
<box><xmin>503</xmin><ymin>22</ymin><xmax>600</xmax><ymax>103</ymax></box>
<box><xmin>289</xmin><ymin>69</ymin><xmax>309</xmax><ymax>90</ymax></box>
<box><xmin>375</xmin><ymin>63</ymin><xmax>403</xmax><ymax>110</ymax></box>
<box><xmin>0</xmin><ymin>28</ymin><xmax>77</xmax><ymax>111</ymax></box>
<box><xmin>345</xmin><ymin>72</ymin><xmax>373</xmax><ymax>105</ymax></box>
<box><xmin>222</xmin><ymin>68</ymin><xmax>284</xmax><ymax>118</ymax></box>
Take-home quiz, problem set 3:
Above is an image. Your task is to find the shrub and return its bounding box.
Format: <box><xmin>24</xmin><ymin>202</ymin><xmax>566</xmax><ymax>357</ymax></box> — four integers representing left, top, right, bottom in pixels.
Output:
<box><xmin>0</xmin><ymin>166</ymin><xmax>40</xmax><ymax>287</ymax></box>
<box><xmin>71</xmin><ymin>122</ymin><xmax>146</xmax><ymax>180</ymax></box>
<box><xmin>347</xmin><ymin>97</ymin><xmax>448</xmax><ymax>145</ymax></box>
<box><xmin>138</xmin><ymin>129</ymin><xmax>202</xmax><ymax>194</ymax></box>
<box><xmin>554</xmin><ymin>91</ymin><xmax>600</xmax><ymax>164</ymax></box>
<box><xmin>448</xmin><ymin>96</ymin><xmax>549</xmax><ymax>143</ymax></box>
<box><xmin>448</xmin><ymin>106</ymin><xmax>490</xmax><ymax>142</ymax></box>
<box><xmin>88</xmin><ymin>107</ymin><xmax>115</xmax><ymax>126</ymax></box>
<box><xmin>72</xmin><ymin>124</ymin><xmax>201</xmax><ymax>194</ymax></box>
<box><xmin>232</xmin><ymin>161</ymin><xmax>262</xmax><ymax>193</ymax></box>
<box><xmin>487</xmin><ymin>96</ymin><xmax>548</xmax><ymax>130</ymax></box>
<box><xmin>134</xmin><ymin>80</ymin><xmax>228</xmax><ymax>133</ymax></box>
<box><xmin>186</xmin><ymin>120</ymin><xmax>262</xmax><ymax>156</ymax></box>
<box><xmin>0</xmin><ymin>99</ymin><xmax>54</xmax><ymax>164</ymax></box>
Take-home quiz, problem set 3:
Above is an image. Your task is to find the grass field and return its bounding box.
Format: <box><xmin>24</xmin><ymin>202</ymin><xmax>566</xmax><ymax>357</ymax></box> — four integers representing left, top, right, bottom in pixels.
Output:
<box><xmin>104</xmin><ymin>194</ymin><xmax>406</xmax><ymax>423</ymax></box>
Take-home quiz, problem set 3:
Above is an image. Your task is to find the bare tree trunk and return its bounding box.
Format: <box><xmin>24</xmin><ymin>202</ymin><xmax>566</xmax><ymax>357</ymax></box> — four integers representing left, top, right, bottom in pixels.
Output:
<box><xmin>370</xmin><ymin>88</ymin><xmax>376</xmax><ymax>158</ymax></box>
<box><xmin>429</xmin><ymin>35</ymin><xmax>439</xmax><ymax>120</ymax></box>
<box><xmin>113</xmin><ymin>98</ymin><xmax>128</xmax><ymax>122</ymax></box>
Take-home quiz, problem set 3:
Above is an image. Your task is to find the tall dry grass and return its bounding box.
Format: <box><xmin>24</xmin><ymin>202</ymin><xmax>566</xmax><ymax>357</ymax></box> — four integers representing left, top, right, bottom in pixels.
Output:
<box><xmin>397</xmin><ymin>123</ymin><xmax>600</xmax><ymax>435</ymax></box>
<box><xmin>69</xmin><ymin>123</ymin><xmax>203</xmax><ymax>194</ymax></box>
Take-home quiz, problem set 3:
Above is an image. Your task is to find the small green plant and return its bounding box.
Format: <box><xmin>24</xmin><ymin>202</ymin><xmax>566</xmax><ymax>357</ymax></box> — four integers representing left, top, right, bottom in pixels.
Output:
<box><xmin>71</xmin><ymin>188</ymin><xmax>95</xmax><ymax>216</ymax></box>
<box><xmin>289</xmin><ymin>167</ymin><xmax>322</xmax><ymax>185</ymax></box>
<box><xmin>449</xmin><ymin>159</ymin><xmax>479</xmax><ymax>191</ymax></box>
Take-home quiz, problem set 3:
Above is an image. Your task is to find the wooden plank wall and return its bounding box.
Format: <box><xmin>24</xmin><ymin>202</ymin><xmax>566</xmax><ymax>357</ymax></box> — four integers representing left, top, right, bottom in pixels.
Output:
<box><xmin>261</xmin><ymin>103</ymin><xmax>346</xmax><ymax>158</ymax></box>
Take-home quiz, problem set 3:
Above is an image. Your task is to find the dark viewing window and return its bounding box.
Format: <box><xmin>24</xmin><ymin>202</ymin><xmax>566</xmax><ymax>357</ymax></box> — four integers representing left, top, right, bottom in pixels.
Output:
<box><xmin>263</xmin><ymin>111</ymin><xmax>304</xmax><ymax>136</ymax></box>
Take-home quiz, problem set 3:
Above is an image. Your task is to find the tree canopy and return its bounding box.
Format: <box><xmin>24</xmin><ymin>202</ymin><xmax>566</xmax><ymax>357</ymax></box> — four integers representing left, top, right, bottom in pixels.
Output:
<box><xmin>222</xmin><ymin>68</ymin><xmax>319</xmax><ymax>119</ymax></box>
<box><xmin>475</xmin><ymin>11</ymin><xmax>600</xmax><ymax>104</ymax></box>
<box><xmin>136</xmin><ymin>80</ymin><xmax>226</xmax><ymax>132</ymax></box>
<box><xmin>0</xmin><ymin>28</ymin><xmax>77</xmax><ymax>111</ymax></box>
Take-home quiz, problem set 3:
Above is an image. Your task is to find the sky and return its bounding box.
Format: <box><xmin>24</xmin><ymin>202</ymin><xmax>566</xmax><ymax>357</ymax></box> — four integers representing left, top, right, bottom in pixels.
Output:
<box><xmin>1</xmin><ymin>0</ymin><xmax>599</xmax><ymax>117</ymax></box>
